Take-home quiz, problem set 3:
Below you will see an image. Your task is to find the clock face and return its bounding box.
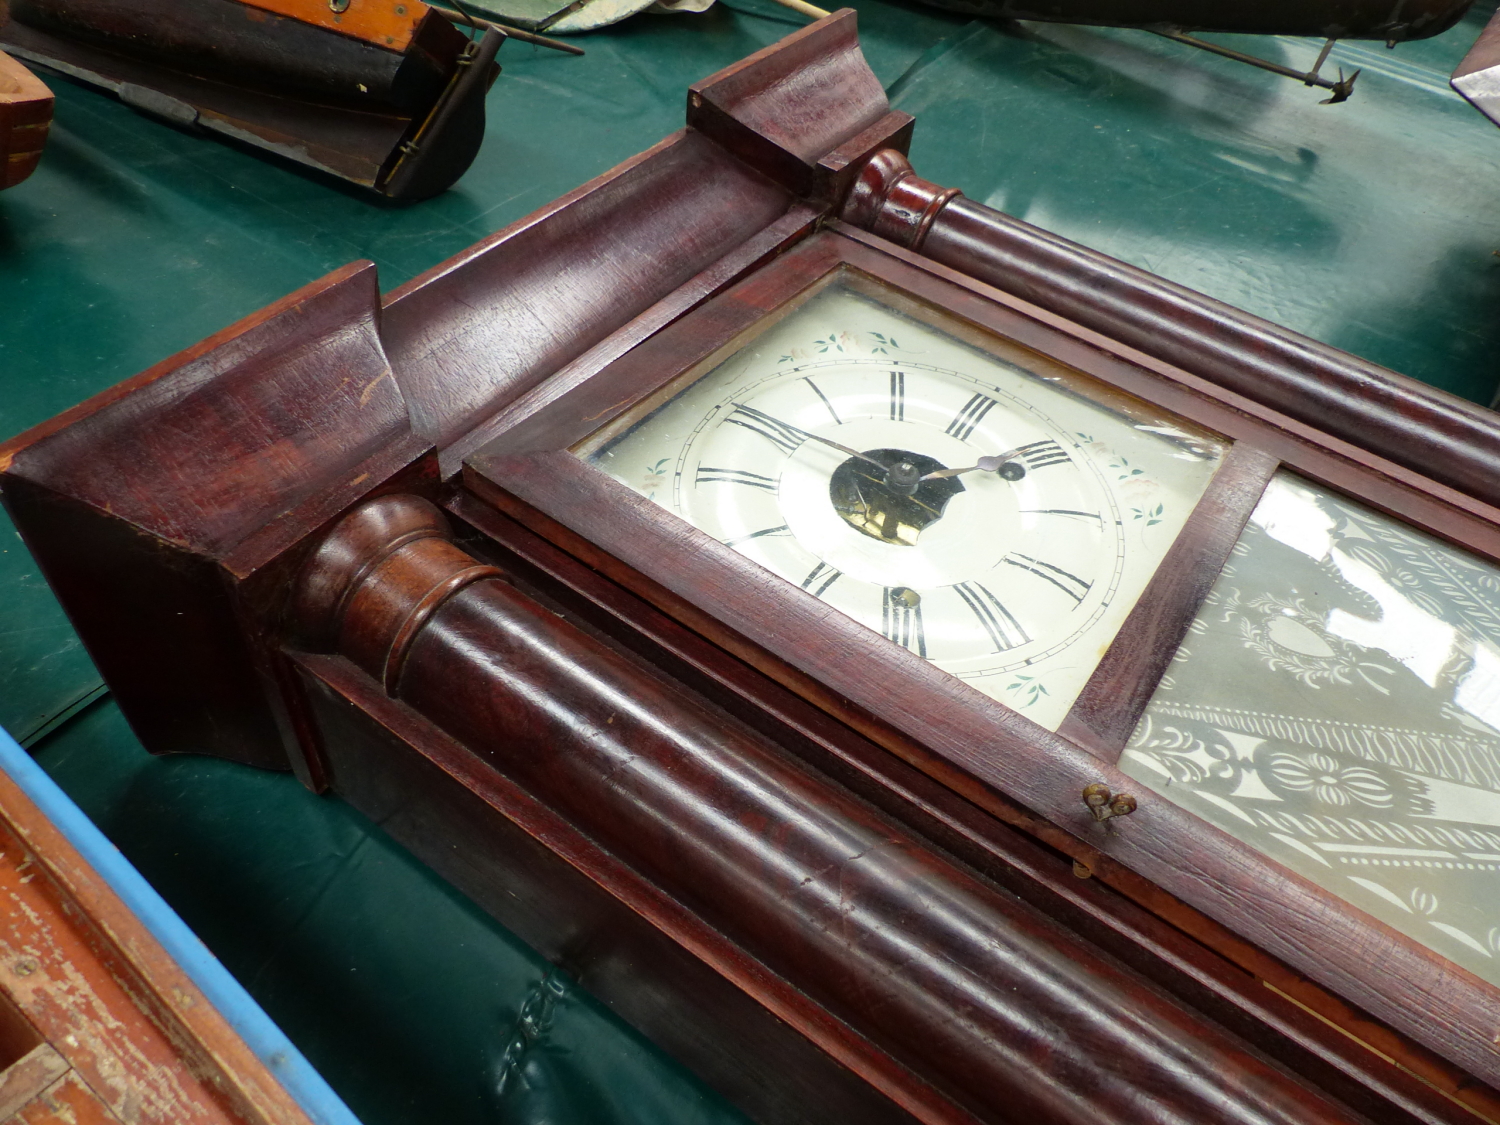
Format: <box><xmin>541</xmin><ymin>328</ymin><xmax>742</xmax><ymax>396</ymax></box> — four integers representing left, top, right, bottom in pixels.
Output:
<box><xmin>579</xmin><ymin>277</ymin><xmax>1224</xmax><ymax>729</ymax></box>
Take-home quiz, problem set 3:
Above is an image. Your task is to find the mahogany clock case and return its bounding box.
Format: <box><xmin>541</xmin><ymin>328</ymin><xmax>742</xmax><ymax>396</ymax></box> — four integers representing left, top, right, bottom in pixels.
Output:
<box><xmin>468</xmin><ymin>214</ymin><xmax>1500</xmax><ymax>1093</ymax></box>
<box><xmin>6</xmin><ymin>9</ymin><xmax>1500</xmax><ymax>1124</ymax></box>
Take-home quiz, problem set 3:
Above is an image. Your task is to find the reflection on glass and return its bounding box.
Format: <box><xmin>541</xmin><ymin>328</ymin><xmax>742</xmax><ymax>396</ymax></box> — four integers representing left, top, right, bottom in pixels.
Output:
<box><xmin>1121</xmin><ymin>473</ymin><xmax>1500</xmax><ymax>984</ymax></box>
<box><xmin>578</xmin><ymin>277</ymin><xmax>1223</xmax><ymax>730</ymax></box>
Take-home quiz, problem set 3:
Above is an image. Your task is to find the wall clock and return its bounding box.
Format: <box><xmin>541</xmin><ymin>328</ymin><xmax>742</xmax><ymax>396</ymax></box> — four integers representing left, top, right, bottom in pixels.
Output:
<box><xmin>6</xmin><ymin>11</ymin><xmax>1500</xmax><ymax>1125</ymax></box>
<box><xmin>578</xmin><ymin>277</ymin><xmax>1224</xmax><ymax>730</ymax></box>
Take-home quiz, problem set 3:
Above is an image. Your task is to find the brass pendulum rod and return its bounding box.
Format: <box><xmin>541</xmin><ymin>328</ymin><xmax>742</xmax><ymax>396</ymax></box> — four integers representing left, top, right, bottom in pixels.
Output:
<box><xmin>1151</xmin><ymin>30</ymin><xmax>1360</xmax><ymax>103</ymax></box>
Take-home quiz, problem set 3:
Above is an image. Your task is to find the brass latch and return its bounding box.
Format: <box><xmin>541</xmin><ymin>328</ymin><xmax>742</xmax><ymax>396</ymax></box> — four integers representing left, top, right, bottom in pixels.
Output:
<box><xmin>1083</xmin><ymin>783</ymin><xmax>1137</xmax><ymax>823</ymax></box>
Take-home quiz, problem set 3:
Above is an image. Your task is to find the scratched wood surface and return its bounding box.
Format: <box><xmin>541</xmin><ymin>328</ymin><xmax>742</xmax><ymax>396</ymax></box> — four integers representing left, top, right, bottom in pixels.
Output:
<box><xmin>0</xmin><ymin>764</ymin><xmax>326</xmax><ymax>1124</ymax></box>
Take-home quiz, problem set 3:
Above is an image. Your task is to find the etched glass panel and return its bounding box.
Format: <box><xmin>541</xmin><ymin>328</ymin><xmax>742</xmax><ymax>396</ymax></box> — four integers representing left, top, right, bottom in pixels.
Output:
<box><xmin>1121</xmin><ymin>473</ymin><xmax>1500</xmax><ymax>984</ymax></box>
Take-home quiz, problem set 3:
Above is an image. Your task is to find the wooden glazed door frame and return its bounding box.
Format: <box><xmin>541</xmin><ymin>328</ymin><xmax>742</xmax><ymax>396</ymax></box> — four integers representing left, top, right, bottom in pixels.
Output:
<box><xmin>462</xmin><ymin>225</ymin><xmax>1500</xmax><ymax>1094</ymax></box>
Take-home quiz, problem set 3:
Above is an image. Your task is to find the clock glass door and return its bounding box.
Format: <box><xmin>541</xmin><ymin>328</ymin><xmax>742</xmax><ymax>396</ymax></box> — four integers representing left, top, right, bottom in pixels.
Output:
<box><xmin>1121</xmin><ymin>471</ymin><xmax>1500</xmax><ymax>984</ymax></box>
<box><xmin>576</xmin><ymin>273</ymin><xmax>1226</xmax><ymax>730</ymax></box>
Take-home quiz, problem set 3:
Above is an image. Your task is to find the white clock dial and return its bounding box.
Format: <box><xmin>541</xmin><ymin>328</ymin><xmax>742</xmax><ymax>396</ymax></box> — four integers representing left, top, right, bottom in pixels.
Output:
<box><xmin>580</xmin><ymin>279</ymin><xmax>1224</xmax><ymax>730</ymax></box>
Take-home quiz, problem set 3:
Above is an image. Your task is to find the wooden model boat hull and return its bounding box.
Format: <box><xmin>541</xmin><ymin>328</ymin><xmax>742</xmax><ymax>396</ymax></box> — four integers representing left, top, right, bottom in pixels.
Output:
<box><xmin>0</xmin><ymin>48</ymin><xmax>50</xmax><ymax>190</ymax></box>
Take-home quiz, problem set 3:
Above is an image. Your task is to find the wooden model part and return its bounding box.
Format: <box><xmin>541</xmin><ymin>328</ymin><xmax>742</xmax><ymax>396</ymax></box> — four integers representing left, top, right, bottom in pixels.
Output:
<box><xmin>0</xmin><ymin>0</ymin><xmax>500</xmax><ymax>201</ymax></box>
<box><xmin>0</xmin><ymin>48</ymin><xmax>49</xmax><ymax>190</ymax></box>
<box><xmin>7</xmin><ymin>11</ymin><xmax>1500</xmax><ymax>1124</ymax></box>
<box><xmin>239</xmin><ymin>0</ymin><xmax>428</xmax><ymax>52</ymax></box>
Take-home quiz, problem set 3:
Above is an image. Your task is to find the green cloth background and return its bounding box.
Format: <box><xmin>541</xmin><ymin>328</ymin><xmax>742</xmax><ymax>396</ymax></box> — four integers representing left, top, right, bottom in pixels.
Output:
<box><xmin>3</xmin><ymin>2</ymin><xmax>1499</xmax><ymax>1120</ymax></box>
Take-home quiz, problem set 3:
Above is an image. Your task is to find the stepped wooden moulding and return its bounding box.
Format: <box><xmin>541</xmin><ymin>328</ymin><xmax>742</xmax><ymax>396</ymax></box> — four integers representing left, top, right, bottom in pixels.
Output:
<box><xmin>8</xmin><ymin>11</ymin><xmax>1500</xmax><ymax>1124</ymax></box>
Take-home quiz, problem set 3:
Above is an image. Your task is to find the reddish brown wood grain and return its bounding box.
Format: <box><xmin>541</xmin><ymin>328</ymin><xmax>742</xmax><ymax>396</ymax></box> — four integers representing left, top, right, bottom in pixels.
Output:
<box><xmin>0</xmin><ymin>261</ymin><xmax>435</xmax><ymax>775</ymax></box>
<box><xmin>0</xmin><ymin>763</ymin><xmax>326</xmax><ymax>1125</ymax></box>
<box><xmin>0</xmin><ymin>261</ymin><xmax>405</xmax><ymax>557</ymax></box>
<box><xmin>840</xmin><ymin>150</ymin><xmax>1500</xmax><ymax>512</ymax></box>
<box><xmin>450</xmin><ymin>493</ymin><xmax>1494</xmax><ymax>1125</ymax></box>
<box><xmin>464</xmin><ymin>235</ymin><xmax>842</xmax><ymax>461</ymax></box>
<box><xmin>296</xmin><ymin>494</ymin><xmax>1373</xmax><ymax>1125</ymax></box>
<box><xmin>442</xmin><ymin>202</ymin><xmax>824</xmax><ymax>473</ymax></box>
<box><xmin>11</xmin><ymin>14</ymin><xmax>1500</xmax><ymax>1122</ymax></box>
<box><xmin>1061</xmin><ymin>443</ymin><xmax>1279</xmax><ymax>760</ymax></box>
<box><xmin>296</xmin><ymin>649</ymin><xmax>945</xmax><ymax>1125</ymax></box>
<box><xmin>464</xmin><ymin>230</ymin><xmax>1500</xmax><ymax>1091</ymax></box>
<box><xmin>475</xmin><ymin>445</ymin><xmax>1500</xmax><ymax>1102</ymax></box>
<box><xmin>0</xmin><ymin>261</ymin><xmax>426</xmax><ymax>771</ymax></box>
<box><xmin>11</xmin><ymin>1071</ymin><xmax>121</xmax><ymax>1124</ymax></box>
<box><xmin>381</xmin><ymin>130</ymin><xmax>795</xmax><ymax>453</ymax></box>
<box><xmin>685</xmin><ymin>9</ymin><xmax>888</xmax><ymax>197</ymax></box>
<box><xmin>828</xmin><ymin>224</ymin><xmax>1500</xmax><ymax>561</ymax></box>
<box><xmin>462</xmin><ymin>477</ymin><xmax>1500</xmax><ymax>1123</ymax></box>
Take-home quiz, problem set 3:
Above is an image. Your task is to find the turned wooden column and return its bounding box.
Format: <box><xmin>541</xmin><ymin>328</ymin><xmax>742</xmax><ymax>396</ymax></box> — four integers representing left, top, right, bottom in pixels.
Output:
<box><xmin>293</xmin><ymin>494</ymin><xmax>1366</xmax><ymax>1125</ymax></box>
<box><xmin>840</xmin><ymin>148</ymin><xmax>1500</xmax><ymax>511</ymax></box>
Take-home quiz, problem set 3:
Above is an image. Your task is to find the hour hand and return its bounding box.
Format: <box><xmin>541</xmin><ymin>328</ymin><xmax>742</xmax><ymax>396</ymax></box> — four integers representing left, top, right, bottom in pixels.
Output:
<box><xmin>804</xmin><ymin>430</ymin><xmax>887</xmax><ymax>468</ymax></box>
<box><xmin>922</xmin><ymin>450</ymin><xmax>1027</xmax><ymax>482</ymax></box>
<box><xmin>730</xmin><ymin>403</ymin><xmax>886</xmax><ymax>470</ymax></box>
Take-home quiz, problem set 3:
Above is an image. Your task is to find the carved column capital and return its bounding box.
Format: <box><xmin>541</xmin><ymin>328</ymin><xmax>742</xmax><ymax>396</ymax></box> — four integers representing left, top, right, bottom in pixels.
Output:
<box><xmin>295</xmin><ymin>495</ymin><xmax>505</xmax><ymax>694</ymax></box>
<box><xmin>840</xmin><ymin>148</ymin><xmax>962</xmax><ymax>253</ymax></box>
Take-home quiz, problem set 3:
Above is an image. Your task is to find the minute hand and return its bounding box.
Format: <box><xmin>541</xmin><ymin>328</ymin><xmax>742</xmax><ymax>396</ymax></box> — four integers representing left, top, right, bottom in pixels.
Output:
<box><xmin>920</xmin><ymin>446</ymin><xmax>1032</xmax><ymax>481</ymax></box>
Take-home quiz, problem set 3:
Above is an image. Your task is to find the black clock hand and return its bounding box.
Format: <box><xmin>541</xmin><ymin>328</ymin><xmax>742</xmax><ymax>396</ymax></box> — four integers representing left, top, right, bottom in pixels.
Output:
<box><xmin>852</xmin><ymin>468</ymin><xmax>942</xmax><ymax>518</ymax></box>
<box><xmin>920</xmin><ymin>448</ymin><xmax>1028</xmax><ymax>482</ymax></box>
<box><xmin>729</xmin><ymin>404</ymin><xmax>886</xmax><ymax>470</ymax></box>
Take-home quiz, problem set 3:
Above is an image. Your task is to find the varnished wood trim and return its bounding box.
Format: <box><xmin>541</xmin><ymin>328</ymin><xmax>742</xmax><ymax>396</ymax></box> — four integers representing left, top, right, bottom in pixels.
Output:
<box><xmin>1061</xmin><ymin>443</ymin><xmax>1279</xmax><ymax>760</ymax></box>
<box><xmin>446</xmin><ymin>203</ymin><xmax>825</xmax><ymax>473</ymax></box>
<box><xmin>294</xmin><ymin>651</ymin><xmax>963</xmax><ymax>1125</ymax></box>
<box><xmin>450</xmin><ymin>492</ymin><xmax>1500</xmax><ymax>1125</ymax></box>
<box><xmin>462</xmin><ymin>230</ymin><xmax>1500</xmax><ymax>1087</ymax></box>
<box><xmin>295</xmin><ymin>498</ymin><xmax>1373</xmax><ymax>1125</ymax></box>
<box><xmin>839</xmin><ymin>150</ymin><xmax>1500</xmax><ymax>513</ymax></box>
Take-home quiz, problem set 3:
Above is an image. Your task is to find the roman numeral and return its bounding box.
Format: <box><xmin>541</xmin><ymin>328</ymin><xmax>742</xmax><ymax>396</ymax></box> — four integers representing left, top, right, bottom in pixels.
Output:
<box><xmin>1004</xmin><ymin>553</ymin><xmax>1092</xmax><ymax>603</ymax></box>
<box><xmin>945</xmin><ymin>393</ymin><xmax>998</xmax><ymax>442</ymax></box>
<box><xmin>881</xmin><ymin>587</ymin><xmax>926</xmax><ymax>657</ymax></box>
<box><xmin>801</xmin><ymin>562</ymin><xmax>842</xmax><ymax>598</ymax></box>
<box><xmin>889</xmin><ymin>371</ymin><xmax>905</xmax><ymax>421</ymax></box>
<box><xmin>953</xmin><ymin>582</ymin><xmax>1029</xmax><ymax>652</ymax></box>
<box><xmin>695</xmin><ymin>467</ymin><xmax>776</xmax><ymax>492</ymax></box>
<box><xmin>723</xmin><ymin>524</ymin><xmax>790</xmax><ymax>548</ymax></box>
<box><xmin>804</xmin><ymin>378</ymin><xmax>841</xmax><ymax>424</ymax></box>
<box><xmin>1017</xmin><ymin>439</ymin><xmax>1071</xmax><ymax>470</ymax></box>
<box><xmin>725</xmin><ymin>404</ymin><xmax>804</xmax><ymax>457</ymax></box>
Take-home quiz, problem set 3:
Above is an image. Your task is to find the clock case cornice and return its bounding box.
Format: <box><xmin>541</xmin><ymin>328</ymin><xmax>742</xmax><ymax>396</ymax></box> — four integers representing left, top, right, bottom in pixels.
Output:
<box><xmin>5</xmin><ymin>10</ymin><xmax>1500</xmax><ymax>1124</ymax></box>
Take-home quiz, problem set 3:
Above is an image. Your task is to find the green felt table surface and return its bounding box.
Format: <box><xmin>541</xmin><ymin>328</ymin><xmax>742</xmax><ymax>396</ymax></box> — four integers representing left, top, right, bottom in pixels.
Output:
<box><xmin>3</xmin><ymin>2</ymin><xmax>1500</xmax><ymax>1120</ymax></box>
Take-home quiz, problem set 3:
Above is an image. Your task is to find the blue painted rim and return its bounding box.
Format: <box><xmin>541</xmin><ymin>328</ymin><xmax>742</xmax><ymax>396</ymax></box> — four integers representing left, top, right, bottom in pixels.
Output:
<box><xmin>0</xmin><ymin>726</ymin><xmax>363</xmax><ymax>1125</ymax></box>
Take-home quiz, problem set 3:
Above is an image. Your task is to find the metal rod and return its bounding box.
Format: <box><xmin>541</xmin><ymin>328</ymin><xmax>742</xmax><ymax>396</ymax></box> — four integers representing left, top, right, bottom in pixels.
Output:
<box><xmin>428</xmin><ymin>3</ymin><xmax>586</xmax><ymax>55</ymax></box>
<box><xmin>1151</xmin><ymin>29</ymin><xmax>1359</xmax><ymax>102</ymax></box>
